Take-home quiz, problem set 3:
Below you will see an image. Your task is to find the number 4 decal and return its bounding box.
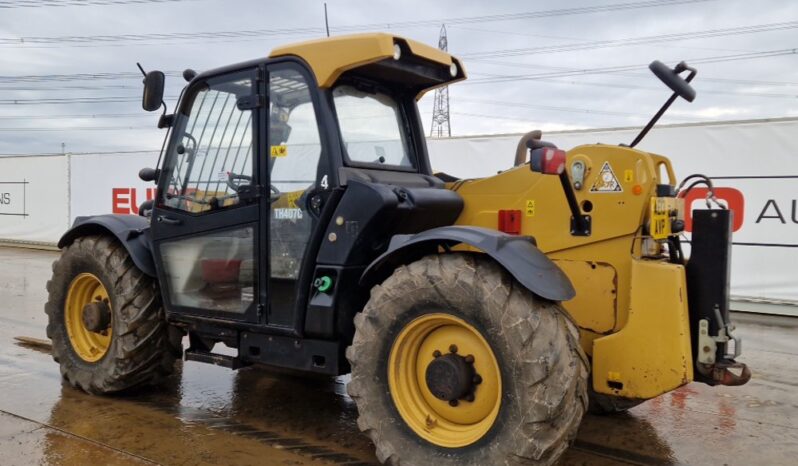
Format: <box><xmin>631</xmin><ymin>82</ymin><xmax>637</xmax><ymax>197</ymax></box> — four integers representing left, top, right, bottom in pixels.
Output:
<box><xmin>320</xmin><ymin>175</ymin><xmax>329</xmax><ymax>190</ymax></box>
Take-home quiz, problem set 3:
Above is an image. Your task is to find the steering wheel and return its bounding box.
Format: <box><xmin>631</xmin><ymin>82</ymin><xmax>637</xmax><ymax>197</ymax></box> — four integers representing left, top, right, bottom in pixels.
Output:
<box><xmin>227</xmin><ymin>172</ymin><xmax>281</xmax><ymax>202</ymax></box>
<box><xmin>269</xmin><ymin>184</ymin><xmax>281</xmax><ymax>202</ymax></box>
<box><xmin>226</xmin><ymin>172</ymin><xmax>252</xmax><ymax>192</ymax></box>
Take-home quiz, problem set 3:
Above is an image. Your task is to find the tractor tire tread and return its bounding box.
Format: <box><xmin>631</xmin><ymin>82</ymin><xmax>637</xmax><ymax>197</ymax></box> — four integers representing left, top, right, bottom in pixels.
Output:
<box><xmin>45</xmin><ymin>234</ymin><xmax>180</xmax><ymax>394</ymax></box>
<box><xmin>347</xmin><ymin>253</ymin><xmax>588</xmax><ymax>466</ymax></box>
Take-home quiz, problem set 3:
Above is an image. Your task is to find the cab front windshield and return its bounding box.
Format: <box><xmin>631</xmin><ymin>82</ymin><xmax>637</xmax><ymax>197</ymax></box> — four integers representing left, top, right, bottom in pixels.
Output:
<box><xmin>333</xmin><ymin>85</ymin><xmax>413</xmax><ymax>169</ymax></box>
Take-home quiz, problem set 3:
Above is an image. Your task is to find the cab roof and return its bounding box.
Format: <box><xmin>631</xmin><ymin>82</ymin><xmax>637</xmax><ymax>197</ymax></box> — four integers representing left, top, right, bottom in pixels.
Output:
<box><xmin>269</xmin><ymin>33</ymin><xmax>466</xmax><ymax>96</ymax></box>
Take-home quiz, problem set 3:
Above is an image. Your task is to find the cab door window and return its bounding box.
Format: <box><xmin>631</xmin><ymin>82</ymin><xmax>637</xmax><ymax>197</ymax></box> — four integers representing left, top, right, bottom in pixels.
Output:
<box><xmin>162</xmin><ymin>74</ymin><xmax>254</xmax><ymax>213</ymax></box>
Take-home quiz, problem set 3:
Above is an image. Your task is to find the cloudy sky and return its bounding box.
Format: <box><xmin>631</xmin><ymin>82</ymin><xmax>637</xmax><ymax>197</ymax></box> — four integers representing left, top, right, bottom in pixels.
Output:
<box><xmin>0</xmin><ymin>0</ymin><xmax>796</xmax><ymax>156</ymax></box>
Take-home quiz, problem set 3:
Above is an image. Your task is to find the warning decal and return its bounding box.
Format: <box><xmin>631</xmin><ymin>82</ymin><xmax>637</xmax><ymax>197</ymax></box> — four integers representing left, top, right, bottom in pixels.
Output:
<box><xmin>271</xmin><ymin>145</ymin><xmax>288</xmax><ymax>157</ymax></box>
<box><xmin>525</xmin><ymin>200</ymin><xmax>535</xmax><ymax>217</ymax></box>
<box><xmin>590</xmin><ymin>162</ymin><xmax>623</xmax><ymax>193</ymax></box>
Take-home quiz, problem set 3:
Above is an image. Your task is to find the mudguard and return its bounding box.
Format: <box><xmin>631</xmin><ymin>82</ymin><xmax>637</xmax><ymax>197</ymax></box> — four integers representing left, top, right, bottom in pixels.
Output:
<box><xmin>58</xmin><ymin>214</ymin><xmax>156</xmax><ymax>277</ymax></box>
<box><xmin>361</xmin><ymin>226</ymin><xmax>575</xmax><ymax>302</ymax></box>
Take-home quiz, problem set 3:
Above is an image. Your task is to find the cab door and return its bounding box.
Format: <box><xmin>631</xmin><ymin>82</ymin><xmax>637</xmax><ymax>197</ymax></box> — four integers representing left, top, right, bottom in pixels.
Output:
<box><xmin>151</xmin><ymin>67</ymin><xmax>264</xmax><ymax>323</ymax></box>
<box><xmin>263</xmin><ymin>63</ymin><xmax>331</xmax><ymax>329</ymax></box>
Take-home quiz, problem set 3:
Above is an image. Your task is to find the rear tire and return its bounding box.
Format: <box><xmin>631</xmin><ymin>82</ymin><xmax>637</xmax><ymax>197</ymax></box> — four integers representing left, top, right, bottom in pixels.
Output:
<box><xmin>45</xmin><ymin>235</ymin><xmax>181</xmax><ymax>394</ymax></box>
<box><xmin>347</xmin><ymin>253</ymin><xmax>588</xmax><ymax>465</ymax></box>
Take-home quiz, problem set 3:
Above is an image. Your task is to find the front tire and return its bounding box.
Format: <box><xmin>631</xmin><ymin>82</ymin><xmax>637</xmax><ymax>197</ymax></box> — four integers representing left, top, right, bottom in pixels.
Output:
<box><xmin>347</xmin><ymin>254</ymin><xmax>588</xmax><ymax>465</ymax></box>
<box><xmin>45</xmin><ymin>235</ymin><xmax>181</xmax><ymax>394</ymax></box>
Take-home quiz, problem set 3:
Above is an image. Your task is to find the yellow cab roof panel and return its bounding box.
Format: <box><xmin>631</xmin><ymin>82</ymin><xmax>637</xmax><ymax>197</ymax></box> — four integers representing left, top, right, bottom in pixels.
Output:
<box><xmin>268</xmin><ymin>32</ymin><xmax>465</xmax><ymax>90</ymax></box>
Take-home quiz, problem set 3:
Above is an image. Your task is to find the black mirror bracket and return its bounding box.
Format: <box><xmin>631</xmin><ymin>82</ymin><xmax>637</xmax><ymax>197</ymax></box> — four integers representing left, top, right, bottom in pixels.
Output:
<box><xmin>560</xmin><ymin>171</ymin><xmax>591</xmax><ymax>236</ymax></box>
<box><xmin>630</xmin><ymin>60</ymin><xmax>697</xmax><ymax>148</ymax></box>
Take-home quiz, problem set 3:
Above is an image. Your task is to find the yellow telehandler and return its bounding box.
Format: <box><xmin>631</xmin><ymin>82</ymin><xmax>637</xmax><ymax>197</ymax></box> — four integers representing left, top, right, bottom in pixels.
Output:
<box><xmin>46</xmin><ymin>33</ymin><xmax>749</xmax><ymax>465</ymax></box>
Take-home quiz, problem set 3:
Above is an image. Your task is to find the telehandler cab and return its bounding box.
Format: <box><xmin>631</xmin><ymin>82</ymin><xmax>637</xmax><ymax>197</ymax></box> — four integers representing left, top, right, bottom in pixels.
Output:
<box><xmin>47</xmin><ymin>33</ymin><xmax>750</xmax><ymax>465</ymax></box>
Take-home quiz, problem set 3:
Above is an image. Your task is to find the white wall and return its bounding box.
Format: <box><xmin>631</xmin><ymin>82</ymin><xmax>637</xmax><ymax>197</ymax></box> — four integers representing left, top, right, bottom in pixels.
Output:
<box><xmin>0</xmin><ymin>155</ymin><xmax>69</xmax><ymax>244</ymax></box>
<box><xmin>1</xmin><ymin>118</ymin><xmax>795</xmax><ymax>308</ymax></box>
<box><xmin>70</xmin><ymin>152</ymin><xmax>159</xmax><ymax>219</ymax></box>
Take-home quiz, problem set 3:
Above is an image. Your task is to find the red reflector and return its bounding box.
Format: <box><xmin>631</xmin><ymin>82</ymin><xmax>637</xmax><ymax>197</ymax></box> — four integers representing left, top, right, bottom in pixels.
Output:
<box><xmin>498</xmin><ymin>209</ymin><xmax>522</xmax><ymax>235</ymax></box>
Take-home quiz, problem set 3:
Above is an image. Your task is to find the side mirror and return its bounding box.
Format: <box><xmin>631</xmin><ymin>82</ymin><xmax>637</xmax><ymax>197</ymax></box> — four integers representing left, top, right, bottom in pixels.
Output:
<box><xmin>142</xmin><ymin>70</ymin><xmax>165</xmax><ymax>112</ymax></box>
<box><xmin>649</xmin><ymin>60</ymin><xmax>696</xmax><ymax>102</ymax></box>
<box><xmin>139</xmin><ymin>167</ymin><xmax>159</xmax><ymax>182</ymax></box>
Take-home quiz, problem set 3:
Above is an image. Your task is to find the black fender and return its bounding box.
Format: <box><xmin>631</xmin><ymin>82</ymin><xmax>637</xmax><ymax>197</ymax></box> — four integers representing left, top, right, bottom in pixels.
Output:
<box><xmin>361</xmin><ymin>226</ymin><xmax>575</xmax><ymax>302</ymax></box>
<box><xmin>58</xmin><ymin>214</ymin><xmax>156</xmax><ymax>277</ymax></box>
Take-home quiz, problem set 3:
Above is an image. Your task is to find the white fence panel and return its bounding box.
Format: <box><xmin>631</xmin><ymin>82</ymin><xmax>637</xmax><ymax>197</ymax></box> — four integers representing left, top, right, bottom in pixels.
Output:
<box><xmin>69</xmin><ymin>152</ymin><xmax>159</xmax><ymax>220</ymax></box>
<box><xmin>0</xmin><ymin>155</ymin><xmax>69</xmax><ymax>245</ymax></box>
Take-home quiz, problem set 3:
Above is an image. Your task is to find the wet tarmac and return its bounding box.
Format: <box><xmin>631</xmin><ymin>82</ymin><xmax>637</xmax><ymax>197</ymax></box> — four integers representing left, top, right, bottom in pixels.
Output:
<box><xmin>0</xmin><ymin>246</ymin><xmax>796</xmax><ymax>465</ymax></box>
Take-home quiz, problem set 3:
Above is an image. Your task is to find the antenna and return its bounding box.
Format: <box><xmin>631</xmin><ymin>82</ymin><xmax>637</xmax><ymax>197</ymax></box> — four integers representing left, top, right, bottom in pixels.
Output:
<box><xmin>324</xmin><ymin>3</ymin><xmax>330</xmax><ymax>37</ymax></box>
<box><xmin>430</xmin><ymin>24</ymin><xmax>451</xmax><ymax>138</ymax></box>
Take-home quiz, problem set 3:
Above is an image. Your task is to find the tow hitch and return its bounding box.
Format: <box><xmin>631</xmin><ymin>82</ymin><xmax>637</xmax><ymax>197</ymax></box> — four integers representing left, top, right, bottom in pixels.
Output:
<box><xmin>685</xmin><ymin>207</ymin><xmax>751</xmax><ymax>387</ymax></box>
<box><xmin>695</xmin><ymin>314</ymin><xmax>751</xmax><ymax>386</ymax></box>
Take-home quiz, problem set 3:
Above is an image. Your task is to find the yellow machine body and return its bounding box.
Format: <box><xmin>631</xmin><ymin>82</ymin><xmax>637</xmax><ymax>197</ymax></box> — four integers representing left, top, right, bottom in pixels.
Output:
<box><xmin>451</xmin><ymin>144</ymin><xmax>694</xmax><ymax>399</ymax></box>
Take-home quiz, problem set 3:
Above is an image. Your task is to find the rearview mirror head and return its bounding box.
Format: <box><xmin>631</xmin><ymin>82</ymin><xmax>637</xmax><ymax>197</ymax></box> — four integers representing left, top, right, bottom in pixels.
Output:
<box><xmin>649</xmin><ymin>60</ymin><xmax>696</xmax><ymax>102</ymax></box>
<box><xmin>142</xmin><ymin>70</ymin><xmax>165</xmax><ymax>112</ymax></box>
<box><xmin>138</xmin><ymin>167</ymin><xmax>159</xmax><ymax>182</ymax></box>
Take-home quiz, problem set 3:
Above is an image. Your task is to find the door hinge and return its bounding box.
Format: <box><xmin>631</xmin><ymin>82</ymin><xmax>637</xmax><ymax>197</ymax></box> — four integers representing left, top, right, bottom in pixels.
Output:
<box><xmin>256</xmin><ymin>304</ymin><xmax>265</xmax><ymax>319</ymax></box>
<box><xmin>237</xmin><ymin>94</ymin><xmax>265</xmax><ymax>110</ymax></box>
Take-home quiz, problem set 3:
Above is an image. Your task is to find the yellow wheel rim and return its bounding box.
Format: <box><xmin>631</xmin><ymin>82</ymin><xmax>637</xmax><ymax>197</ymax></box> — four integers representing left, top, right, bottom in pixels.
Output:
<box><xmin>388</xmin><ymin>313</ymin><xmax>502</xmax><ymax>448</ymax></box>
<box><xmin>65</xmin><ymin>273</ymin><xmax>112</xmax><ymax>363</ymax></box>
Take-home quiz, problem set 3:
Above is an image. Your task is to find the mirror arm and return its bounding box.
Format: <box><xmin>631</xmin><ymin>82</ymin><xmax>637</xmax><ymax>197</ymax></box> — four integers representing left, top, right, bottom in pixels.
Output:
<box><xmin>630</xmin><ymin>69</ymin><xmax>696</xmax><ymax>148</ymax></box>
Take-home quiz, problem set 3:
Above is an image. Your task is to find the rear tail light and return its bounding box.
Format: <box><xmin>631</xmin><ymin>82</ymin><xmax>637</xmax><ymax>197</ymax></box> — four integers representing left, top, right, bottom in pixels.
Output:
<box><xmin>530</xmin><ymin>148</ymin><xmax>567</xmax><ymax>175</ymax></box>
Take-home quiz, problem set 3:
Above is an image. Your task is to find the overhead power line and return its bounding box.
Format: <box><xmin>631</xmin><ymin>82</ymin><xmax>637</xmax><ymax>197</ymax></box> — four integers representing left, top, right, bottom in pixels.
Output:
<box><xmin>465</xmin><ymin>48</ymin><xmax>798</xmax><ymax>85</ymax></box>
<box><xmin>458</xmin><ymin>98</ymin><xmax>699</xmax><ymax>121</ymax></box>
<box><xmin>0</xmin><ymin>125</ymin><xmax>153</xmax><ymax>131</ymax></box>
<box><xmin>0</xmin><ymin>95</ymin><xmax>178</xmax><ymax>105</ymax></box>
<box><xmin>0</xmin><ymin>112</ymin><xmax>147</xmax><ymax>119</ymax></box>
<box><xmin>0</xmin><ymin>0</ymin><xmax>715</xmax><ymax>47</ymax></box>
<box><xmin>461</xmin><ymin>21</ymin><xmax>798</xmax><ymax>59</ymax></box>
<box><xmin>0</xmin><ymin>0</ymin><xmax>194</xmax><ymax>8</ymax></box>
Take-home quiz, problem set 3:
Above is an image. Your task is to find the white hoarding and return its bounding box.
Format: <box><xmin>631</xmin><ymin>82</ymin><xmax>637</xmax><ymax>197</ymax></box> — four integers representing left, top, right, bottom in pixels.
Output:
<box><xmin>0</xmin><ymin>155</ymin><xmax>69</xmax><ymax>244</ymax></box>
<box><xmin>6</xmin><ymin>118</ymin><xmax>796</xmax><ymax>309</ymax></box>
<box><xmin>69</xmin><ymin>152</ymin><xmax>159</xmax><ymax>220</ymax></box>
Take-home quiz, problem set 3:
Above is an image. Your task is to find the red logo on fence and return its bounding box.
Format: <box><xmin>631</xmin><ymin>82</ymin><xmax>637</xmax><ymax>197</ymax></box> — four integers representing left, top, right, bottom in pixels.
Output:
<box><xmin>112</xmin><ymin>188</ymin><xmax>156</xmax><ymax>215</ymax></box>
<box><xmin>681</xmin><ymin>187</ymin><xmax>745</xmax><ymax>232</ymax></box>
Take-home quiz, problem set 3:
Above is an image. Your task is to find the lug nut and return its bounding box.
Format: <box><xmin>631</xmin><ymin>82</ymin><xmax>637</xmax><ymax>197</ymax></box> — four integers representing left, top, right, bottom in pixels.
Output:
<box><xmin>449</xmin><ymin>399</ymin><xmax>459</xmax><ymax>407</ymax></box>
<box><xmin>473</xmin><ymin>374</ymin><xmax>482</xmax><ymax>385</ymax></box>
<box><xmin>449</xmin><ymin>344</ymin><xmax>458</xmax><ymax>354</ymax></box>
<box><xmin>432</xmin><ymin>350</ymin><xmax>442</xmax><ymax>358</ymax></box>
<box><xmin>464</xmin><ymin>355</ymin><xmax>474</xmax><ymax>364</ymax></box>
<box><xmin>465</xmin><ymin>393</ymin><xmax>475</xmax><ymax>402</ymax></box>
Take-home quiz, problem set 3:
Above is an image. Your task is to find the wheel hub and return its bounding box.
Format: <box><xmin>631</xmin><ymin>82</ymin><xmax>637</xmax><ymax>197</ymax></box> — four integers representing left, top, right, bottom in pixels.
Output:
<box><xmin>81</xmin><ymin>301</ymin><xmax>111</xmax><ymax>333</ymax></box>
<box><xmin>425</xmin><ymin>349</ymin><xmax>479</xmax><ymax>405</ymax></box>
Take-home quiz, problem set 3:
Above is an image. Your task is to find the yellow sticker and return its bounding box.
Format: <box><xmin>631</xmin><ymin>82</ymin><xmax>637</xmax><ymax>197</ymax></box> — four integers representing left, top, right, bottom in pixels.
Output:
<box><xmin>270</xmin><ymin>145</ymin><xmax>287</xmax><ymax>157</ymax></box>
<box><xmin>525</xmin><ymin>200</ymin><xmax>535</xmax><ymax>217</ymax></box>
<box><xmin>286</xmin><ymin>191</ymin><xmax>302</xmax><ymax>208</ymax></box>
<box><xmin>624</xmin><ymin>169</ymin><xmax>634</xmax><ymax>183</ymax></box>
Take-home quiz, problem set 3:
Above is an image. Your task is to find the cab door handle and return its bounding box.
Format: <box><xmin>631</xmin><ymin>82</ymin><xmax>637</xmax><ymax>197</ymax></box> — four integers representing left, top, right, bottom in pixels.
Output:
<box><xmin>157</xmin><ymin>215</ymin><xmax>182</xmax><ymax>225</ymax></box>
